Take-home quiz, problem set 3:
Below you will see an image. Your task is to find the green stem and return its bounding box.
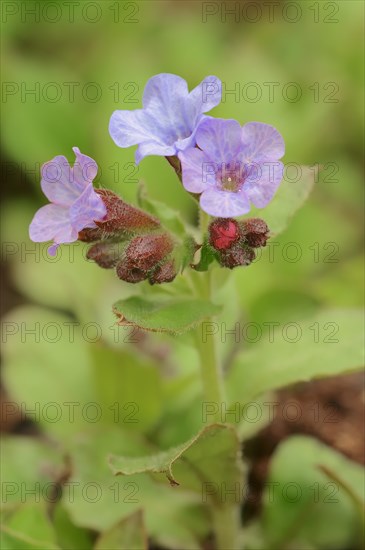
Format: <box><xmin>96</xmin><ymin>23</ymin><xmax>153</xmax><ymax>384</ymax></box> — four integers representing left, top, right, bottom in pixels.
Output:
<box><xmin>191</xmin><ymin>208</ymin><xmax>242</xmax><ymax>549</ymax></box>
<box><xmin>199</xmin><ymin>207</ymin><xmax>211</xmax><ymax>236</ymax></box>
<box><xmin>193</xmin><ymin>208</ymin><xmax>225</xmax><ymax>421</ymax></box>
<box><xmin>212</xmin><ymin>505</ymin><xmax>242</xmax><ymax>550</ymax></box>
<box><xmin>194</xmin><ymin>315</ymin><xmax>224</xmax><ymax>422</ymax></box>
<box><xmin>165</xmin><ymin>155</ymin><xmax>182</xmax><ymax>181</ymax></box>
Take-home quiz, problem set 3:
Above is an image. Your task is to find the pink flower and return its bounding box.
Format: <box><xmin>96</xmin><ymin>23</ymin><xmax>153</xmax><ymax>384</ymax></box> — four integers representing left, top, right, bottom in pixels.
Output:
<box><xmin>29</xmin><ymin>147</ymin><xmax>107</xmax><ymax>256</ymax></box>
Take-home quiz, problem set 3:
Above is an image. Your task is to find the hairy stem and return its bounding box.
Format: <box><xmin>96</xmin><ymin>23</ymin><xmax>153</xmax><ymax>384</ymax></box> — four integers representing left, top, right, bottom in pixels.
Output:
<box><xmin>193</xmin><ymin>209</ymin><xmax>225</xmax><ymax>420</ymax></box>
<box><xmin>212</xmin><ymin>505</ymin><xmax>242</xmax><ymax>550</ymax></box>
<box><xmin>191</xmin><ymin>207</ymin><xmax>242</xmax><ymax>548</ymax></box>
<box><xmin>194</xmin><ymin>314</ymin><xmax>225</xmax><ymax>422</ymax></box>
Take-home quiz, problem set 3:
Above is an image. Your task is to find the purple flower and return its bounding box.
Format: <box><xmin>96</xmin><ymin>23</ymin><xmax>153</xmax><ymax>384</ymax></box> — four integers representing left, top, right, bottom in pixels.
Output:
<box><xmin>29</xmin><ymin>147</ymin><xmax>107</xmax><ymax>256</ymax></box>
<box><xmin>109</xmin><ymin>73</ymin><xmax>222</xmax><ymax>164</ymax></box>
<box><xmin>178</xmin><ymin>119</ymin><xmax>285</xmax><ymax>218</ymax></box>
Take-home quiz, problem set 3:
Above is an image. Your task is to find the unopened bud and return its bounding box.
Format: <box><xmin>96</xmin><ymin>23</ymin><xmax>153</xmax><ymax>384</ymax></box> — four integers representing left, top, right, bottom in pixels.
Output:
<box><xmin>78</xmin><ymin>227</ymin><xmax>105</xmax><ymax>242</ymax></box>
<box><xmin>95</xmin><ymin>189</ymin><xmax>160</xmax><ymax>234</ymax></box>
<box><xmin>240</xmin><ymin>218</ymin><xmax>269</xmax><ymax>248</ymax></box>
<box><xmin>149</xmin><ymin>259</ymin><xmax>177</xmax><ymax>284</ymax></box>
<box><xmin>125</xmin><ymin>233</ymin><xmax>175</xmax><ymax>272</ymax></box>
<box><xmin>86</xmin><ymin>241</ymin><xmax>124</xmax><ymax>268</ymax></box>
<box><xmin>209</xmin><ymin>218</ymin><xmax>240</xmax><ymax>251</ymax></box>
<box><xmin>219</xmin><ymin>244</ymin><xmax>256</xmax><ymax>269</ymax></box>
<box><xmin>116</xmin><ymin>260</ymin><xmax>148</xmax><ymax>283</ymax></box>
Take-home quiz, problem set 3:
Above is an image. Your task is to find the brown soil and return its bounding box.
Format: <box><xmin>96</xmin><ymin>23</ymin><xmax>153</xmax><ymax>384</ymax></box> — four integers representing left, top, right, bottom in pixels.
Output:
<box><xmin>243</xmin><ymin>371</ymin><xmax>365</xmax><ymax>522</ymax></box>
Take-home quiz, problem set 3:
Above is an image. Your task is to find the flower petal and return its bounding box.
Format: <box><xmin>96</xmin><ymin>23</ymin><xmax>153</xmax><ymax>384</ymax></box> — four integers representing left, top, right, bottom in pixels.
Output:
<box><xmin>195</xmin><ymin>118</ymin><xmax>243</xmax><ymax>164</ymax></box>
<box><xmin>109</xmin><ymin>74</ymin><xmax>222</xmax><ymax>162</ymax></box>
<box><xmin>40</xmin><ymin>155</ymin><xmax>81</xmax><ymax>206</ymax></box>
<box><xmin>29</xmin><ymin>203</ymin><xmax>77</xmax><ymax>243</ymax></box>
<box><xmin>110</xmin><ymin>107</ymin><xmax>196</xmax><ymax>163</ymax></box>
<box><xmin>72</xmin><ymin>147</ymin><xmax>98</xmax><ymax>185</ymax></box>
<box><xmin>200</xmin><ymin>188</ymin><xmax>250</xmax><ymax>217</ymax></box>
<box><xmin>40</xmin><ymin>149</ymin><xmax>97</xmax><ymax>207</ymax></box>
<box><xmin>109</xmin><ymin>75</ymin><xmax>191</xmax><ymax>153</ymax></box>
<box><xmin>179</xmin><ymin>148</ymin><xmax>216</xmax><ymax>193</ymax></box>
<box><xmin>135</xmin><ymin>141</ymin><xmax>176</xmax><ymax>165</ymax></box>
<box><xmin>240</xmin><ymin>122</ymin><xmax>285</xmax><ymax>162</ymax></box>
<box><xmin>69</xmin><ymin>183</ymin><xmax>107</xmax><ymax>232</ymax></box>
<box><xmin>142</xmin><ymin>73</ymin><xmax>189</xmax><ymax>110</ymax></box>
<box><xmin>109</xmin><ymin>109</ymin><xmax>160</xmax><ymax>148</ymax></box>
<box><xmin>244</xmin><ymin>161</ymin><xmax>284</xmax><ymax>208</ymax></box>
<box><xmin>189</xmin><ymin>75</ymin><xmax>222</xmax><ymax>113</ymax></box>
<box><xmin>142</xmin><ymin>74</ymin><xmax>200</xmax><ymax>150</ymax></box>
<box><xmin>48</xmin><ymin>243</ymin><xmax>60</xmax><ymax>256</ymax></box>
<box><xmin>109</xmin><ymin>73</ymin><xmax>222</xmax><ymax>163</ymax></box>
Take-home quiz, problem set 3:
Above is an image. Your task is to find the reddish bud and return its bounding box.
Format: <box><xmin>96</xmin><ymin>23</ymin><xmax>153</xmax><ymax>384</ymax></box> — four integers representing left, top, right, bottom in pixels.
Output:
<box><xmin>219</xmin><ymin>245</ymin><xmax>256</xmax><ymax>269</ymax></box>
<box><xmin>209</xmin><ymin>218</ymin><xmax>240</xmax><ymax>250</ymax></box>
<box><xmin>240</xmin><ymin>218</ymin><xmax>269</xmax><ymax>248</ymax></box>
<box><xmin>149</xmin><ymin>259</ymin><xmax>177</xmax><ymax>284</ymax></box>
<box><xmin>116</xmin><ymin>260</ymin><xmax>147</xmax><ymax>283</ymax></box>
<box><xmin>86</xmin><ymin>242</ymin><xmax>124</xmax><ymax>268</ymax></box>
<box><xmin>95</xmin><ymin>189</ymin><xmax>160</xmax><ymax>234</ymax></box>
<box><xmin>125</xmin><ymin>233</ymin><xmax>175</xmax><ymax>272</ymax></box>
<box><xmin>78</xmin><ymin>227</ymin><xmax>105</xmax><ymax>242</ymax></box>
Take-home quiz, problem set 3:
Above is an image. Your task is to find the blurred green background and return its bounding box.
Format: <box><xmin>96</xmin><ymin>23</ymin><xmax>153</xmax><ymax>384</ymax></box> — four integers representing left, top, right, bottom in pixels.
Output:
<box><xmin>1</xmin><ymin>1</ymin><xmax>364</xmax><ymax>549</ymax></box>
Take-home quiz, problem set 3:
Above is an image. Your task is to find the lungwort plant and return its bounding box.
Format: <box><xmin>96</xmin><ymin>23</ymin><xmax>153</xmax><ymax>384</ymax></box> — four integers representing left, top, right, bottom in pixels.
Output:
<box><xmin>7</xmin><ymin>73</ymin><xmax>361</xmax><ymax>549</ymax></box>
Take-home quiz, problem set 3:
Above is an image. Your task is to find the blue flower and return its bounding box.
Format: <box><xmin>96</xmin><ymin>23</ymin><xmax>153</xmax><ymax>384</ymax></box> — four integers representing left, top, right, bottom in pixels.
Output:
<box><xmin>109</xmin><ymin>73</ymin><xmax>222</xmax><ymax>164</ymax></box>
<box><xmin>179</xmin><ymin>118</ymin><xmax>285</xmax><ymax>217</ymax></box>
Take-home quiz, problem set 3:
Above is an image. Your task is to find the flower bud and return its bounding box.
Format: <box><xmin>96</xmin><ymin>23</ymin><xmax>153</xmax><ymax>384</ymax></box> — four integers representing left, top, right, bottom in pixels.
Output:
<box><xmin>115</xmin><ymin>233</ymin><xmax>176</xmax><ymax>284</ymax></box>
<box><xmin>208</xmin><ymin>218</ymin><xmax>240</xmax><ymax>251</ymax></box>
<box><xmin>116</xmin><ymin>260</ymin><xmax>148</xmax><ymax>283</ymax></box>
<box><xmin>125</xmin><ymin>233</ymin><xmax>175</xmax><ymax>272</ymax></box>
<box><xmin>219</xmin><ymin>244</ymin><xmax>256</xmax><ymax>269</ymax></box>
<box><xmin>86</xmin><ymin>241</ymin><xmax>125</xmax><ymax>268</ymax></box>
<box><xmin>95</xmin><ymin>189</ymin><xmax>161</xmax><ymax>234</ymax></box>
<box><xmin>78</xmin><ymin>227</ymin><xmax>105</xmax><ymax>243</ymax></box>
<box><xmin>149</xmin><ymin>259</ymin><xmax>177</xmax><ymax>284</ymax></box>
<box><xmin>240</xmin><ymin>218</ymin><xmax>269</xmax><ymax>248</ymax></box>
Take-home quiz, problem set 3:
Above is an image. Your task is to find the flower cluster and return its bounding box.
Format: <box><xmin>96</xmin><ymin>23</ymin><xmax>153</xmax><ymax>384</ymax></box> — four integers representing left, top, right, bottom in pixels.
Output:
<box><xmin>79</xmin><ymin>189</ymin><xmax>193</xmax><ymax>284</ymax></box>
<box><xmin>208</xmin><ymin>217</ymin><xmax>269</xmax><ymax>269</ymax></box>
<box><xmin>29</xmin><ymin>73</ymin><xmax>284</xmax><ymax>282</ymax></box>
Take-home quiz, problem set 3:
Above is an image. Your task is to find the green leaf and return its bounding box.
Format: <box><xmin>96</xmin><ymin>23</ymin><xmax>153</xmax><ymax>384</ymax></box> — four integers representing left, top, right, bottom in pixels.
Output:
<box><xmin>194</xmin><ymin>242</ymin><xmax>217</xmax><ymax>272</ymax></box>
<box><xmin>262</xmin><ymin>436</ymin><xmax>365</xmax><ymax>549</ymax></box>
<box><xmin>109</xmin><ymin>424</ymin><xmax>242</xmax><ymax>497</ymax></box>
<box><xmin>113</xmin><ymin>296</ymin><xmax>221</xmax><ymax>335</ymax></box>
<box><xmin>0</xmin><ymin>505</ymin><xmax>59</xmax><ymax>550</ymax></box>
<box><xmin>90</xmin><ymin>345</ymin><xmax>163</xmax><ymax>432</ymax></box>
<box><xmin>311</xmin><ymin>255</ymin><xmax>364</xmax><ymax>307</ymax></box>
<box><xmin>137</xmin><ymin>191</ymin><xmax>188</xmax><ymax>237</ymax></box>
<box><xmin>243</xmin><ymin>166</ymin><xmax>316</xmax><ymax>236</ymax></box>
<box><xmin>1</xmin><ymin>306</ymin><xmax>96</xmax><ymax>439</ymax></box>
<box><xmin>52</xmin><ymin>505</ymin><xmax>93</xmax><ymax>550</ymax></box>
<box><xmin>145</xmin><ymin>499</ymin><xmax>210</xmax><ymax>550</ymax></box>
<box><xmin>62</xmin><ymin>426</ymin><xmax>150</xmax><ymax>531</ymax></box>
<box><xmin>63</xmin><ymin>426</ymin><xmax>210</xmax><ymax>548</ymax></box>
<box><xmin>228</xmin><ymin>309</ymin><xmax>364</xmax><ymax>403</ymax></box>
<box><xmin>94</xmin><ymin>510</ymin><xmax>147</xmax><ymax>550</ymax></box>
<box><xmin>0</xmin><ymin>437</ymin><xmax>64</xmax><ymax>507</ymax></box>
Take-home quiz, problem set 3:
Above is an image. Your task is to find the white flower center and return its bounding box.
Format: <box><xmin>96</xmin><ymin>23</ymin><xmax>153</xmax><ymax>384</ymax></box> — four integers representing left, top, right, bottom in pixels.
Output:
<box><xmin>217</xmin><ymin>162</ymin><xmax>245</xmax><ymax>192</ymax></box>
